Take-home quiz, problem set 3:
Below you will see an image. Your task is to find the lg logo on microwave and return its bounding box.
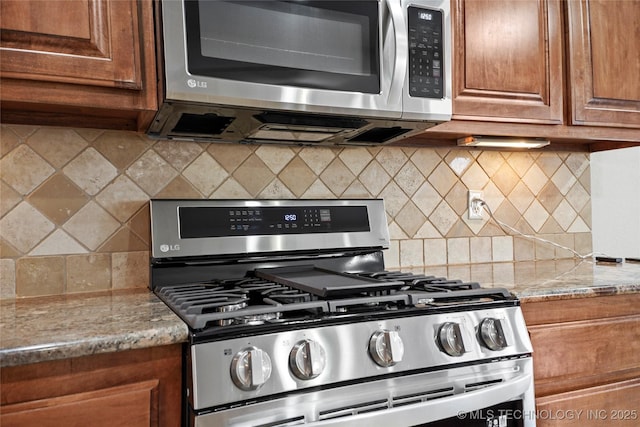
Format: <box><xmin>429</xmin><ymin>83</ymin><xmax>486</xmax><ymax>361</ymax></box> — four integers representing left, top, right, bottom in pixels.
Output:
<box><xmin>160</xmin><ymin>244</ymin><xmax>181</xmax><ymax>253</ymax></box>
<box><xmin>187</xmin><ymin>79</ymin><xmax>207</xmax><ymax>89</ymax></box>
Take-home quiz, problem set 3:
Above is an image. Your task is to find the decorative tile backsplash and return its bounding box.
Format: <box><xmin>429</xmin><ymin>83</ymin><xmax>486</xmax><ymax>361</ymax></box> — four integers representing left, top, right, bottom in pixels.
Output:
<box><xmin>0</xmin><ymin>124</ymin><xmax>592</xmax><ymax>298</ymax></box>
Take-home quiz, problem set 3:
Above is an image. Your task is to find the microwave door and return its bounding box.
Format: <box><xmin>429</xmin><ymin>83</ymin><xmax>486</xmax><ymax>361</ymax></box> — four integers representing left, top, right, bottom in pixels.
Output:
<box><xmin>384</xmin><ymin>0</ymin><xmax>408</xmax><ymax>114</ymax></box>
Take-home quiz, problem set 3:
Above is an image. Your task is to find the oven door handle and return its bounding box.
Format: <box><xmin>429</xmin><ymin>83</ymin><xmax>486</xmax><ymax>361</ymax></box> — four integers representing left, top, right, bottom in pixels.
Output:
<box><xmin>305</xmin><ymin>373</ymin><xmax>533</xmax><ymax>427</ymax></box>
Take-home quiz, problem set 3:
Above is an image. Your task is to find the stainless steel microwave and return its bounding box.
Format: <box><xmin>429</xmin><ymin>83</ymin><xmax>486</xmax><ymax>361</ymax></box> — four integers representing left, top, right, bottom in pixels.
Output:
<box><xmin>149</xmin><ymin>0</ymin><xmax>452</xmax><ymax>146</ymax></box>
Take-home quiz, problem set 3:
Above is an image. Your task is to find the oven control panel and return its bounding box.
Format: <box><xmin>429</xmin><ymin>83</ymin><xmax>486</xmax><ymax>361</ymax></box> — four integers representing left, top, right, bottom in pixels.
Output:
<box><xmin>408</xmin><ymin>6</ymin><xmax>444</xmax><ymax>99</ymax></box>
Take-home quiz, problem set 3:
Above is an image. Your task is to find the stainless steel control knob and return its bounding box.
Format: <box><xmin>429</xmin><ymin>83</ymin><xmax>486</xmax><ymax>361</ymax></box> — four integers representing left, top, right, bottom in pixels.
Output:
<box><xmin>479</xmin><ymin>317</ymin><xmax>508</xmax><ymax>351</ymax></box>
<box><xmin>438</xmin><ymin>322</ymin><xmax>465</xmax><ymax>357</ymax></box>
<box><xmin>369</xmin><ymin>330</ymin><xmax>404</xmax><ymax>367</ymax></box>
<box><xmin>230</xmin><ymin>347</ymin><xmax>272</xmax><ymax>390</ymax></box>
<box><xmin>289</xmin><ymin>339</ymin><xmax>326</xmax><ymax>380</ymax></box>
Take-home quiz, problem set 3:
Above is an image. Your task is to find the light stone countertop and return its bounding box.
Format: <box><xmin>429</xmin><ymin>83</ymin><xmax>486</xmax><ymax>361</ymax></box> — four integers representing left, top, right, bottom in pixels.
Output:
<box><xmin>1</xmin><ymin>260</ymin><xmax>639</xmax><ymax>368</ymax></box>
<box><xmin>0</xmin><ymin>288</ymin><xmax>189</xmax><ymax>368</ymax></box>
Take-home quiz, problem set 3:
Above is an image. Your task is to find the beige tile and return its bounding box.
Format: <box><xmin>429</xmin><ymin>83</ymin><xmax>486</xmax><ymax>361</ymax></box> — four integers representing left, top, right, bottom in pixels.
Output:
<box><xmin>0</xmin><ymin>201</ymin><xmax>55</xmax><ymax>254</ymax></box>
<box><xmin>182</xmin><ymin>152</ymin><xmax>228</xmax><ymax>196</ymax></box>
<box><xmin>153</xmin><ymin>140</ymin><xmax>203</xmax><ymax>171</ymax></box>
<box><xmin>470</xmin><ymin>237</ymin><xmax>492</xmax><ymax>263</ymax></box>
<box><xmin>427</xmin><ymin>162</ymin><xmax>457</xmax><ymax>197</ymax></box>
<box><xmin>376</xmin><ymin>148</ymin><xmax>408</xmax><ymax>176</ymax></box>
<box><xmin>258</xmin><ymin>178</ymin><xmax>297</xmax><ymax>199</ymax></box>
<box><xmin>476</xmin><ymin>151</ymin><xmax>506</xmax><ymax>178</ymax></box>
<box><xmin>112</xmin><ymin>252</ymin><xmax>149</xmax><ymax>289</ymax></box>
<box><xmin>537</xmin><ymin>181</ymin><xmax>563</xmax><ymax>213</ymax></box>
<box><xmin>211</xmin><ymin>178</ymin><xmax>253</xmax><ymax>199</ymax></box>
<box><xmin>30</xmin><ymin>229</ymin><xmax>87</xmax><ymax>255</ymax></box>
<box><xmin>1</xmin><ymin>181</ymin><xmax>22</xmax><ymax>217</ymax></box>
<box><xmin>506</xmin><ymin>152</ymin><xmax>535</xmax><ymax>177</ymax></box>
<box><xmin>27</xmin><ymin>127</ymin><xmax>88</xmax><ymax>168</ymax></box>
<box><xmin>1</xmin><ymin>258</ymin><xmax>16</xmax><ymax>299</ymax></box>
<box><xmin>389</xmin><ymin>221</ymin><xmax>409</xmax><ymax>240</ymax></box>
<box><xmin>429</xmin><ymin>201</ymin><xmax>458</xmax><ymax>237</ymax></box>
<box><xmin>568</xmin><ymin>217</ymin><xmax>590</xmax><ymax>233</ymax></box>
<box><xmin>126</xmin><ymin>150</ymin><xmax>178</xmax><ymax>196</ymax></box>
<box><xmin>574</xmin><ymin>232</ymin><xmax>592</xmax><ymax>256</ymax></box>
<box><xmin>412</xmin><ymin>181</ymin><xmax>441</xmax><ymax>217</ymax></box>
<box><xmin>379</xmin><ymin>182</ymin><xmax>409</xmax><ymax>218</ymax></box>
<box><xmin>424</xmin><ymin>238</ymin><xmax>447</xmax><ymax>266</ymax></box>
<box><xmin>566</xmin><ymin>182</ymin><xmax>590</xmax><ymax>212</ymax></box>
<box><xmin>96</xmin><ymin>174</ymin><xmax>148</xmax><ymax>225</ymax></box>
<box><xmin>579</xmin><ymin>202</ymin><xmax>592</xmax><ymax>229</ymax></box>
<box><xmin>445</xmin><ymin>151</ymin><xmax>473</xmax><ymax>176</ymax></box>
<box><xmin>74</xmin><ymin>128</ymin><xmax>104</xmax><ymax>142</ymax></box>
<box><xmin>155</xmin><ymin>176</ymin><xmax>202</xmax><ymax>199</ymax></box>
<box><xmin>255</xmin><ymin>145</ymin><xmax>295</xmax><ymax>174</ymax></box>
<box><xmin>66</xmin><ymin>254</ymin><xmax>111</xmax><ymax>293</ymax></box>
<box><xmin>1</xmin><ymin>144</ymin><xmax>55</xmax><ymax>194</ymax></box>
<box><xmin>395</xmin><ymin>201</ymin><xmax>426</xmax><ymax>238</ymax></box>
<box><xmin>513</xmin><ymin>236</ymin><xmax>535</xmax><ymax>261</ymax></box>
<box><xmin>523</xmin><ymin>199</ymin><xmax>549</xmax><ymax>232</ymax></box>
<box><xmin>535</xmin><ymin>236</ymin><xmax>556</xmax><ymax>260</ymax></box>
<box><xmin>492</xmin><ymin>236</ymin><xmax>513</xmax><ymax>262</ymax></box>
<box><xmin>410</xmin><ymin>149</ymin><xmax>442</xmax><ymax>175</ymax></box>
<box><xmin>460</xmin><ymin>162</ymin><xmax>490</xmax><ymax>191</ymax></box>
<box><xmin>320</xmin><ymin>158</ymin><xmax>355</xmax><ymax>196</ymax></box>
<box><xmin>232</xmin><ymin>154</ymin><xmax>275</xmax><ymax>196</ymax></box>
<box><xmin>128</xmin><ymin>206</ymin><xmax>151</xmax><ymax>245</ymax></box>
<box><xmin>0</xmin><ymin>239</ymin><xmax>21</xmax><ymax>258</ymax></box>
<box><xmin>16</xmin><ymin>256</ymin><xmax>65</xmax><ymax>297</ymax></box>
<box><xmin>1</xmin><ymin>125</ymin><xmax>21</xmax><ymax>157</ymax></box>
<box><xmin>565</xmin><ymin>153</ymin><xmax>590</xmax><ymax>177</ymax></box>
<box><xmin>92</xmin><ymin>131</ymin><xmax>151</xmax><ymax>170</ymax></box>
<box><xmin>578</xmin><ymin>165</ymin><xmax>591</xmax><ymax>193</ymax></box>
<box><xmin>383</xmin><ymin>241</ymin><xmax>400</xmax><ymax>270</ymax></box>
<box><xmin>98</xmin><ymin>227</ymin><xmax>148</xmax><ymax>252</ymax></box>
<box><xmin>553</xmin><ymin>234</ymin><xmax>575</xmax><ymax>259</ymax></box>
<box><xmin>536</xmin><ymin>152</ymin><xmax>563</xmax><ymax>178</ymax></box>
<box><xmin>445</xmin><ymin>220</ymin><xmax>474</xmax><ymax>238</ymax></box>
<box><xmin>508</xmin><ymin>181</ymin><xmax>535</xmax><ymax>214</ymax></box>
<box><xmin>27</xmin><ymin>173</ymin><xmax>89</xmax><ymax>225</ymax></box>
<box><xmin>447</xmin><ymin>238</ymin><xmax>470</xmax><ymax>264</ymax></box>
<box><xmin>298</xmin><ymin>147</ymin><xmax>337</xmax><ymax>175</ymax></box>
<box><xmin>551</xmin><ymin>164</ymin><xmax>577</xmax><ymax>196</ymax></box>
<box><xmin>358</xmin><ymin>162</ymin><xmax>391</xmax><ymax>196</ymax></box>
<box><xmin>552</xmin><ymin>199</ymin><xmax>578</xmax><ymax>231</ymax></box>
<box><xmin>445</xmin><ymin>181</ymin><xmax>469</xmax><ymax>216</ymax></box>
<box><xmin>399</xmin><ymin>239</ymin><xmax>423</xmax><ymax>267</ymax></box>
<box><xmin>301</xmin><ymin>179</ymin><xmax>334</xmax><ymax>198</ymax></box>
<box><xmin>491</xmin><ymin>163</ymin><xmax>519</xmax><ymax>196</ymax></box>
<box><xmin>342</xmin><ymin>181</ymin><xmax>371</xmax><ymax>199</ymax></box>
<box><xmin>278</xmin><ymin>156</ymin><xmax>316</xmax><ymax>197</ymax></box>
<box><xmin>208</xmin><ymin>143</ymin><xmax>253</xmax><ymax>173</ymax></box>
<box><xmin>522</xmin><ymin>164</ymin><xmax>547</xmax><ymax>196</ymax></box>
<box><xmin>394</xmin><ymin>161</ymin><xmax>424</xmax><ymax>197</ymax></box>
<box><xmin>539</xmin><ymin>216</ymin><xmax>564</xmax><ymax>234</ymax></box>
<box><xmin>63</xmin><ymin>201</ymin><xmax>120</xmax><ymax>250</ymax></box>
<box><xmin>6</xmin><ymin>124</ymin><xmax>38</xmax><ymax>139</ymax></box>
<box><xmin>481</xmin><ymin>181</ymin><xmax>506</xmax><ymax>215</ymax></box>
<box><xmin>339</xmin><ymin>147</ymin><xmax>373</xmax><ymax>175</ymax></box>
<box><xmin>64</xmin><ymin>148</ymin><xmax>118</xmax><ymax>196</ymax></box>
<box><xmin>415</xmin><ymin>220</ymin><xmax>441</xmax><ymax>238</ymax></box>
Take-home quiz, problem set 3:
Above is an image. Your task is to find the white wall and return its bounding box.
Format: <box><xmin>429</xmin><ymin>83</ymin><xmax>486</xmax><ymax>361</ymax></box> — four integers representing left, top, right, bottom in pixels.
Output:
<box><xmin>591</xmin><ymin>146</ymin><xmax>640</xmax><ymax>258</ymax></box>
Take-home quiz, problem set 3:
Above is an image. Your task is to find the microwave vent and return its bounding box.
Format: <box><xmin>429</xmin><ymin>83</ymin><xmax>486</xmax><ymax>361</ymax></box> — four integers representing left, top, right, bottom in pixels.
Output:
<box><xmin>255</xmin><ymin>112</ymin><xmax>368</xmax><ymax>130</ymax></box>
<box><xmin>172</xmin><ymin>113</ymin><xmax>234</xmax><ymax>136</ymax></box>
<box><xmin>348</xmin><ymin>126</ymin><xmax>412</xmax><ymax>143</ymax></box>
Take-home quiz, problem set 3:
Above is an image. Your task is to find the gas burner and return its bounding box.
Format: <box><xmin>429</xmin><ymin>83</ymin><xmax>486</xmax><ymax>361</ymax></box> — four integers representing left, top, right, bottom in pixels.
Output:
<box><xmin>234</xmin><ymin>307</ymin><xmax>283</xmax><ymax>325</ymax></box>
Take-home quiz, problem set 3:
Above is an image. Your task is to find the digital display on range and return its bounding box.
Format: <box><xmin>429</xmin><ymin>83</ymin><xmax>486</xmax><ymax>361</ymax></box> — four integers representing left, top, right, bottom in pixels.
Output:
<box><xmin>178</xmin><ymin>206</ymin><xmax>369</xmax><ymax>238</ymax></box>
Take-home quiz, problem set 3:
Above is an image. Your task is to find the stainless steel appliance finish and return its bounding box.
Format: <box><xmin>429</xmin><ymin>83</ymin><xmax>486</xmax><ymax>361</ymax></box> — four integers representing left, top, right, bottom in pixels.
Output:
<box><xmin>149</xmin><ymin>199</ymin><xmax>535</xmax><ymax>427</ymax></box>
<box><xmin>149</xmin><ymin>0</ymin><xmax>452</xmax><ymax>145</ymax></box>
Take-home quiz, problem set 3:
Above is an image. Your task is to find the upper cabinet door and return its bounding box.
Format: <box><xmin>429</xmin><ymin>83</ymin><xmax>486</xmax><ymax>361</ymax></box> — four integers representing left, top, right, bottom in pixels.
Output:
<box><xmin>452</xmin><ymin>0</ymin><xmax>564</xmax><ymax>124</ymax></box>
<box><xmin>0</xmin><ymin>0</ymin><xmax>157</xmax><ymax>131</ymax></box>
<box><xmin>567</xmin><ymin>0</ymin><xmax>640</xmax><ymax>128</ymax></box>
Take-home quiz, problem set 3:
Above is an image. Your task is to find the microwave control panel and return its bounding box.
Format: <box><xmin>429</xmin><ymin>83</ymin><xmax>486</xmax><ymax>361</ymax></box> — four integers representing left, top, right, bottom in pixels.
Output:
<box><xmin>408</xmin><ymin>7</ymin><xmax>444</xmax><ymax>99</ymax></box>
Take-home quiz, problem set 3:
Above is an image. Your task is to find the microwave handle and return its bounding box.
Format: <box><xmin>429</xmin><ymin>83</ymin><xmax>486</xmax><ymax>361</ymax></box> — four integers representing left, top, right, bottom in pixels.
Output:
<box><xmin>385</xmin><ymin>0</ymin><xmax>407</xmax><ymax>106</ymax></box>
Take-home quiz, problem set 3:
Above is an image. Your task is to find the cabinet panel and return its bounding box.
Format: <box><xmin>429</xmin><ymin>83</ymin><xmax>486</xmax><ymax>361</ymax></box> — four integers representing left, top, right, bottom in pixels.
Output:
<box><xmin>452</xmin><ymin>0</ymin><xmax>563</xmax><ymax>123</ymax></box>
<box><xmin>536</xmin><ymin>378</ymin><xmax>640</xmax><ymax>427</ymax></box>
<box><xmin>1</xmin><ymin>380</ymin><xmax>159</xmax><ymax>427</ymax></box>
<box><xmin>567</xmin><ymin>0</ymin><xmax>640</xmax><ymax>128</ymax></box>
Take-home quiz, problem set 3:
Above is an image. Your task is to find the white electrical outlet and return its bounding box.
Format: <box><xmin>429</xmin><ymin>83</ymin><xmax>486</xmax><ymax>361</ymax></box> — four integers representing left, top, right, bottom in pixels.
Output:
<box><xmin>468</xmin><ymin>190</ymin><xmax>484</xmax><ymax>220</ymax></box>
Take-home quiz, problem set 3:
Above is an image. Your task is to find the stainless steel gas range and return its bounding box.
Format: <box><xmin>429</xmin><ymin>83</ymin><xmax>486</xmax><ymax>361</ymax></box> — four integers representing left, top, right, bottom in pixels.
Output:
<box><xmin>150</xmin><ymin>199</ymin><xmax>535</xmax><ymax>427</ymax></box>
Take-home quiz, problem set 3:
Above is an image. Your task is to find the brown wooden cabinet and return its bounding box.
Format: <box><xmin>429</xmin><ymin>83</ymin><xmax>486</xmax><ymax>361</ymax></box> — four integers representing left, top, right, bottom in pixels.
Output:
<box><xmin>0</xmin><ymin>345</ymin><xmax>182</xmax><ymax>427</ymax></box>
<box><xmin>522</xmin><ymin>294</ymin><xmax>640</xmax><ymax>427</ymax></box>
<box><xmin>452</xmin><ymin>0</ymin><xmax>564</xmax><ymax>124</ymax></box>
<box><xmin>0</xmin><ymin>0</ymin><xmax>157</xmax><ymax>132</ymax></box>
<box><xmin>566</xmin><ymin>0</ymin><xmax>640</xmax><ymax>128</ymax></box>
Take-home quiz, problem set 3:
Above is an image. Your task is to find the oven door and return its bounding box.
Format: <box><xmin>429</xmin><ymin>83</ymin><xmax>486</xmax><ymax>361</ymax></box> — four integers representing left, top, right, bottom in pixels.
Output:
<box><xmin>192</xmin><ymin>358</ymin><xmax>535</xmax><ymax>427</ymax></box>
<box><xmin>161</xmin><ymin>0</ymin><xmax>405</xmax><ymax>118</ymax></box>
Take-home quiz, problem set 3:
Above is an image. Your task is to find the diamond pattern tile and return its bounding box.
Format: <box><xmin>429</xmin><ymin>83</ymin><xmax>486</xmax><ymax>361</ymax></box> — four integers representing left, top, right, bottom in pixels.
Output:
<box><xmin>0</xmin><ymin>123</ymin><xmax>594</xmax><ymax>297</ymax></box>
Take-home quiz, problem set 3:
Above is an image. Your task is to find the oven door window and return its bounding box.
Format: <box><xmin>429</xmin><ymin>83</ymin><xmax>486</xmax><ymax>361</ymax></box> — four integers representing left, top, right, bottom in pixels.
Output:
<box><xmin>416</xmin><ymin>400</ymin><xmax>525</xmax><ymax>427</ymax></box>
<box><xmin>184</xmin><ymin>0</ymin><xmax>380</xmax><ymax>93</ymax></box>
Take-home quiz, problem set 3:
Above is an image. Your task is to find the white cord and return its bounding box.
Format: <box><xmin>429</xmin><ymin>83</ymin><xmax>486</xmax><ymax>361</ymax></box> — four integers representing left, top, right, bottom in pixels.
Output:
<box><xmin>473</xmin><ymin>198</ymin><xmax>594</xmax><ymax>260</ymax></box>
